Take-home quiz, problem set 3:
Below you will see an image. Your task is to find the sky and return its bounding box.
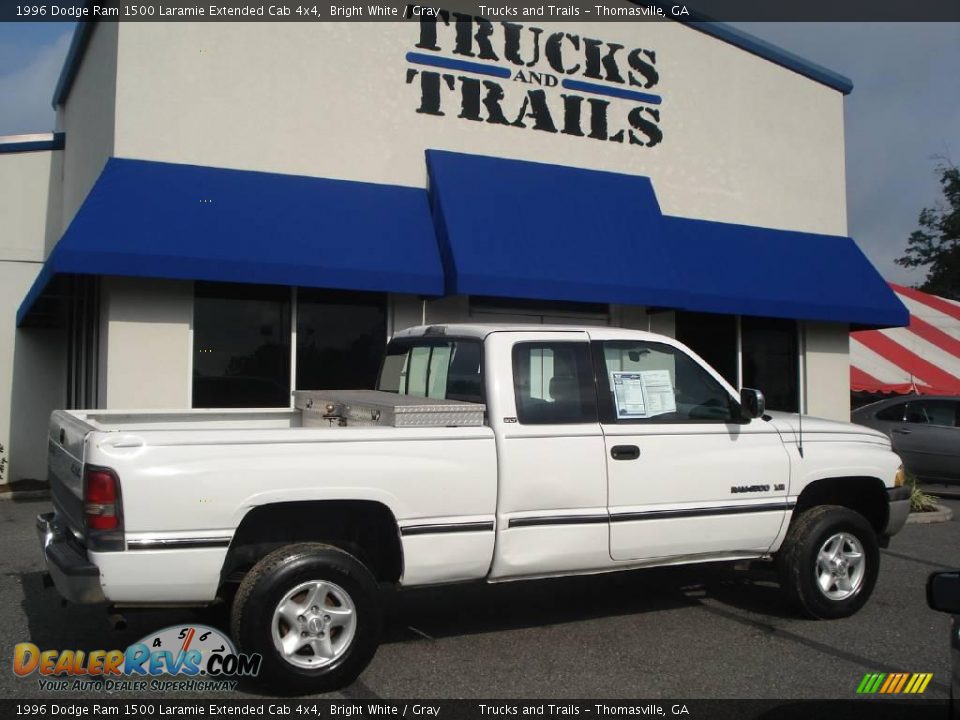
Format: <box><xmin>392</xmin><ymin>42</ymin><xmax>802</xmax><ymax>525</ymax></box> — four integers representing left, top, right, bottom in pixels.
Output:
<box><xmin>0</xmin><ymin>21</ymin><xmax>957</xmax><ymax>288</ymax></box>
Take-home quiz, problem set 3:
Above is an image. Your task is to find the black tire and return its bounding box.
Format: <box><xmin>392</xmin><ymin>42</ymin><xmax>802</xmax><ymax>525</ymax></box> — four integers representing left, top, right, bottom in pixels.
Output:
<box><xmin>776</xmin><ymin>505</ymin><xmax>879</xmax><ymax>619</ymax></box>
<box><xmin>230</xmin><ymin>543</ymin><xmax>383</xmax><ymax>694</ymax></box>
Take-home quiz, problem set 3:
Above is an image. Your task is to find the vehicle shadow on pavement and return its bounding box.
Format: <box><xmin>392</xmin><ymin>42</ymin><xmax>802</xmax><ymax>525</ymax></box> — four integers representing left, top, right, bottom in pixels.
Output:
<box><xmin>15</xmin><ymin>561</ymin><xmax>795</xmax><ymax>699</ymax></box>
<box><xmin>18</xmin><ymin>561</ymin><xmax>793</xmax><ymax>654</ymax></box>
<box><xmin>380</xmin><ymin>561</ymin><xmax>795</xmax><ymax>644</ymax></box>
<box><xmin>17</xmin><ymin>569</ymin><xmax>220</xmax><ymax>650</ymax></box>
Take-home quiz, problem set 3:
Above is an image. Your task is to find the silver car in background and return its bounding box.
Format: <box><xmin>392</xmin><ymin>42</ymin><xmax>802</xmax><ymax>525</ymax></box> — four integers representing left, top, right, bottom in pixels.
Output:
<box><xmin>852</xmin><ymin>395</ymin><xmax>960</xmax><ymax>485</ymax></box>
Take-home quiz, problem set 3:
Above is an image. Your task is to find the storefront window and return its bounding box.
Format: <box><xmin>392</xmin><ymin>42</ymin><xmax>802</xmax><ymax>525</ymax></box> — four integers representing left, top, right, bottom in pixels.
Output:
<box><xmin>66</xmin><ymin>276</ymin><xmax>100</xmax><ymax>409</ymax></box>
<box><xmin>741</xmin><ymin>317</ymin><xmax>799</xmax><ymax>412</ymax></box>
<box><xmin>193</xmin><ymin>283</ymin><xmax>291</xmax><ymax>408</ymax></box>
<box><xmin>675</xmin><ymin>311</ymin><xmax>737</xmax><ymax>388</ymax></box>
<box><xmin>676</xmin><ymin>311</ymin><xmax>800</xmax><ymax>413</ymax></box>
<box><xmin>295</xmin><ymin>289</ymin><xmax>386</xmax><ymax>391</ymax></box>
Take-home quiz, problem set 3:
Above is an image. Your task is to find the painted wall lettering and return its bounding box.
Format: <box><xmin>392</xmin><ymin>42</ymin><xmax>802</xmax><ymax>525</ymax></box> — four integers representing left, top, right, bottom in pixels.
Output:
<box><xmin>405</xmin><ymin>10</ymin><xmax>664</xmax><ymax>148</ymax></box>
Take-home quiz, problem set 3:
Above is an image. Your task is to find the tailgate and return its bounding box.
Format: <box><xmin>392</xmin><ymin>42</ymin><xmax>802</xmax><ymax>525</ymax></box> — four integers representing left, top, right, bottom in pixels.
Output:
<box><xmin>47</xmin><ymin>410</ymin><xmax>92</xmax><ymax>538</ymax></box>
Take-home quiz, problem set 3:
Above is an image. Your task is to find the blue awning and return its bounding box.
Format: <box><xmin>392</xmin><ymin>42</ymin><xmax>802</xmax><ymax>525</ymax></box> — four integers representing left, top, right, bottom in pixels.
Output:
<box><xmin>18</xmin><ymin>158</ymin><xmax>444</xmax><ymax>325</ymax></box>
<box><xmin>426</xmin><ymin>150</ymin><xmax>692</xmax><ymax>310</ymax></box>
<box><xmin>665</xmin><ymin>217</ymin><xmax>909</xmax><ymax>328</ymax></box>
<box><xmin>20</xmin><ymin>154</ymin><xmax>907</xmax><ymax>330</ymax></box>
<box><xmin>426</xmin><ymin>150</ymin><xmax>907</xmax><ymax>329</ymax></box>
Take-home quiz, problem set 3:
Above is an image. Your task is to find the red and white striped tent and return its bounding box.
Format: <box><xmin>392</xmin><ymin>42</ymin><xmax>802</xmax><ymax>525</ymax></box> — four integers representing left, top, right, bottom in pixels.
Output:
<box><xmin>851</xmin><ymin>283</ymin><xmax>960</xmax><ymax>396</ymax></box>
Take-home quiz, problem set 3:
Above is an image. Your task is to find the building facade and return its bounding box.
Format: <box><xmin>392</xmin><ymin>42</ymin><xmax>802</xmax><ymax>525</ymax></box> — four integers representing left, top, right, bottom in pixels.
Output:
<box><xmin>0</xmin><ymin>18</ymin><xmax>906</xmax><ymax>482</ymax></box>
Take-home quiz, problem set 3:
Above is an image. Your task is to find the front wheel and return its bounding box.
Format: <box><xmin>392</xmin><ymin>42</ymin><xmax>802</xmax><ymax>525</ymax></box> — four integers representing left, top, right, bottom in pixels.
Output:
<box><xmin>776</xmin><ymin>505</ymin><xmax>880</xmax><ymax>619</ymax></box>
<box><xmin>230</xmin><ymin>543</ymin><xmax>383</xmax><ymax>693</ymax></box>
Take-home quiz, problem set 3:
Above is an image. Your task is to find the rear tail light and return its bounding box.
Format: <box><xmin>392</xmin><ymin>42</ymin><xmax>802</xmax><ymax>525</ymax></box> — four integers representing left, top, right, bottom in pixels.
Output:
<box><xmin>84</xmin><ymin>466</ymin><xmax>122</xmax><ymax>533</ymax></box>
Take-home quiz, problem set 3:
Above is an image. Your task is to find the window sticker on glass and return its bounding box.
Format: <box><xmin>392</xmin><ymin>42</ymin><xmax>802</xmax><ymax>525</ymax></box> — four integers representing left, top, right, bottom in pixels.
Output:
<box><xmin>612</xmin><ymin>372</ymin><xmax>647</xmax><ymax>418</ymax></box>
<box><xmin>640</xmin><ymin>369</ymin><xmax>677</xmax><ymax>416</ymax></box>
<box><xmin>612</xmin><ymin>370</ymin><xmax>677</xmax><ymax>419</ymax></box>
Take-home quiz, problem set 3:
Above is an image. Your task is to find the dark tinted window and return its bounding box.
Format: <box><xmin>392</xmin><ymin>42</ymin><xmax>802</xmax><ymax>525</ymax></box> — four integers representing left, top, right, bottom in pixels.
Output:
<box><xmin>675</xmin><ymin>311</ymin><xmax>738</xmax><ymax>388</ymax></box>
<box><xmin>595</xmin><ymin>341</ymin><xmax>736</xmax><ymax>423</ymax></box>
<box><xmin>512</xmin><ymin>342</ymin><xmax>597</xmax><ymax>425</ymax></box>
<box><xmin>378</xmin><ymin>339</ymin><xmax>483</xmax><ymax>404</ymax></box>
<box><xmin>193</xmin><ymin>283</ymin><xmax>291</xmax><ymax>408</ymax></box>
<box><xmin>296</xmin><ymin>289</ymin><xmax>386</xmax><ymax>391</ymax></box>
<box><xmin>875</xmin><ymin>403</ymin><xmax>906</xmax><ymax>422</ymax></box>
<box><xmin>913</xmin><ymin>400</ymin><xmax>959</xmax><ymax>427</ymax></box>
<box><xmin>742</xmin><ymin>317</ymin><xmax>799</xmax><ymax>412</ymax></box>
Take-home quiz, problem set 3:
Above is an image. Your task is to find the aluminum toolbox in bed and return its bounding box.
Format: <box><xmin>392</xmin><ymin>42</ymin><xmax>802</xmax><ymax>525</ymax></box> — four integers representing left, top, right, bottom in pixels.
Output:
<box><xmin>293</xmin><ymin>389</ymin><xmax>486</xmax><ymax>428</ymax></box>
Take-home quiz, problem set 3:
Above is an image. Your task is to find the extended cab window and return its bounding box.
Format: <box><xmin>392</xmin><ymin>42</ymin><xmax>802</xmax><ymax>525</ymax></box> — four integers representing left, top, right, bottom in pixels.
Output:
<box><xmin>512</xmin><ymin>342</ymin><xmax>598</xmax><ymax>425</ymax></box>
<box><xmin>377</xmin><ymin>338</ymin><xmax>483</xmax><ymax>404</ymax></box>
<box><xmin>595</xmin><ymin>341</ymin><xmax>735</xmax><ymax>423</ymax></box>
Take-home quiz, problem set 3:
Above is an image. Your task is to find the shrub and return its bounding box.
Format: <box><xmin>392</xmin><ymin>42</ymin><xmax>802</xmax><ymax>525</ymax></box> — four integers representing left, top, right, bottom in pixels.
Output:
<box><xmin>905</xmin><ymin>471</ymin><xmax>939</xmax><ymax>513</ymax></box>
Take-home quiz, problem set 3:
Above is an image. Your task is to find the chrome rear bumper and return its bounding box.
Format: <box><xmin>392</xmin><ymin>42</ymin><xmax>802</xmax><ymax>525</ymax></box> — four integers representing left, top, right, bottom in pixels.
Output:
<box><xmin>36</xmin><ymin>512</ymin><xmax>105</xmax><ymax>604</ymax></box>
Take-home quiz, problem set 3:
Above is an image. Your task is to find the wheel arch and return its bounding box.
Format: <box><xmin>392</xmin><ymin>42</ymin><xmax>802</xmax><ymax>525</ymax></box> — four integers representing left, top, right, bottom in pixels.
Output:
<box><xmin>791</xmin><ymin>476</ymin><xmax>889</xmax><ymax>536</ymax></box>
<box><xmin>220</xmin><ymin>500</ymin><xmax>404</xmax><ymax>592</ymax></box>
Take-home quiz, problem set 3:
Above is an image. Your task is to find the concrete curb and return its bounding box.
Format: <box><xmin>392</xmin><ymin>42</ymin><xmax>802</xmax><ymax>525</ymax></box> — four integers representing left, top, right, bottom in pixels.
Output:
<box><xmin>906</xmin><ymin>503</ymin><xmax>954</xmax><ymax>525</ymax></box>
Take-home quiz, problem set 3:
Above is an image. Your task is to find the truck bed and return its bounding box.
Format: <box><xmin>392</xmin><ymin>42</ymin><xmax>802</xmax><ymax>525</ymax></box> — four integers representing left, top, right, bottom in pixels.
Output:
<box><xmin>46</xmin><ymin>407</ymin><xmax>499</xmax><ymax>602</ymax></box>
<box><xmin>63</xmin><ymin>408</ymin><xmax>305</xmax><ymax>432</ymax></box>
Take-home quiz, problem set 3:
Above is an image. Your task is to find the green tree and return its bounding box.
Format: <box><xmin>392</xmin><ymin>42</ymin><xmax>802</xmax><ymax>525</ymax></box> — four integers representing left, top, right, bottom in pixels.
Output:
<box><xmin>896</xmin><ymin>163</ymin><xmax>960</xmax><ymax>300</ymax></box>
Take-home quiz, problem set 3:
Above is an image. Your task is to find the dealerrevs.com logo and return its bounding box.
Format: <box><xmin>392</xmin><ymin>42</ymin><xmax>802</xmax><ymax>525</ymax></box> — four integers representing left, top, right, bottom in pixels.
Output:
<box><xmin>13</xmin><ymin>624</ymin><xmax>261</xmax><ymax>692</ymax></box>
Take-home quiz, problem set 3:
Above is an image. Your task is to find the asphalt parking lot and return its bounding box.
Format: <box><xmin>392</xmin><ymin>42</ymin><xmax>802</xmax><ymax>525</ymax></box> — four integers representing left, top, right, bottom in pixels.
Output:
<box><xmin>1</xmin><ymin>497</ymin><xmax>957</xmax><ymax>701</ymax></box>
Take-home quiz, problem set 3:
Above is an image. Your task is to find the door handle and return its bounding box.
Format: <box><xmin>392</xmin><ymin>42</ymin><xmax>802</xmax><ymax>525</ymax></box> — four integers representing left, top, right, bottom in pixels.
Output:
<box><xmin>611</xmin><ymin>445</ymin><xmax>640</xmax><ymax>461</ymax></box>
<box><xmin>892</xmin><ymin>429</ymin><xmax>912</xmax><ymax>435</ymax></box>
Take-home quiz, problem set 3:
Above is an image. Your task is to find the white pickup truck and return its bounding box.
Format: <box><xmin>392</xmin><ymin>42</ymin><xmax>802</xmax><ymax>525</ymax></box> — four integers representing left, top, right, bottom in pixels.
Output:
<box><xmin>38</xmin><ymin>324</ymin><xmax>910</xmax><ymax>692</ymax></box>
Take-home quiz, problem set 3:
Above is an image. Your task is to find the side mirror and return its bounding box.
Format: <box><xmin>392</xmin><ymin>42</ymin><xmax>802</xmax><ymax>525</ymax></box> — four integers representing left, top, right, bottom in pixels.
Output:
<box><xmin>740</xmin><ymin>388</ymin><xmax>766</xmax><ymax>420</ymax></box>
<box><xmin>927</xmin><ymin>571</ymin><xmax>960</xmax><ymax>613</ymax></box>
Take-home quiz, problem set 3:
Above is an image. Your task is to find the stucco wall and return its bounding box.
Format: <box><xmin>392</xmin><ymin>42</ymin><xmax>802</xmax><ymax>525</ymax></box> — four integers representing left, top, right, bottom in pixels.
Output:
<box><xmin>60</xmin><ymin>22</ymin><xmax>118</xmax><ymax>229</ymax></box>
<box><xmin>804</xmin><ymin>322</ymin><xmax>851</xmax><ymax>420</ymax></box>
<box><xmin>0</xmin><ymin>264</ymin><xmax>68</xmax><ymax>482</ymax></box>
<box><xmin>112</xmin><ymin>20</ymin><xmax>848</xmax><ymax>236</ymax></box>
<box><xmin>388</xmin><ymin>294</ymin><xmax>424</xmax><ymax>335</ymax></box>
<box><xmin>98</xmin><ymin>277</ymin><xmax>193</xmax><ymax>408</ymax></box>
<box><xmin>0</xmin><ymin>150</ymin><xmax>62</xmax><ymax>262</ymax></box>
<box><xmin>0</xmin><ymin>149</ymin><xmax>67</xmax><ymax>481</ymax></box>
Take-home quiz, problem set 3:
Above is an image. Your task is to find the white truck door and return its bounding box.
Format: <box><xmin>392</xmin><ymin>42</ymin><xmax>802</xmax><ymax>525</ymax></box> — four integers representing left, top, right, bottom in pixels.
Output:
<box><xmin>485</xmin><ymin>331</ymin><xmax>612</xmax><ymax>579</ymax></box>
<box><xmin>591</xmin><ymin>336</ymin><xmax>791</xmax><ymax>562</ymax></box>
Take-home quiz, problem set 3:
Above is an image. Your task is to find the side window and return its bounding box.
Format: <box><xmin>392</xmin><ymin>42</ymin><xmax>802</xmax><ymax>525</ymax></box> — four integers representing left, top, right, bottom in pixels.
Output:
<box><xmin>875</xmin><ymin>403</ymin><xmax>906</xmax><ymax>422</ymax></box>
<box><xmin>903</xmin><ymin>402</ymin><xmax>929</xmax><ymax>425</ymax></box>
<box><xmin>915</xmin><ymin>400</ymin><xmax>958</xmax><ymax>427</ymax></box>
<box><xmin>377</xmin><ymin>339</ymin><xmax>483</xmax><ymax>404</ymax></box>
<box><xmin>512</xmin><ymin>342</ymin><xmax>598</xmax><ymax>425</ymax></box>
<box><xmin>595</xmin><ymin>341</ymin><xmax>735</xmax><ymax>423</ymax></box>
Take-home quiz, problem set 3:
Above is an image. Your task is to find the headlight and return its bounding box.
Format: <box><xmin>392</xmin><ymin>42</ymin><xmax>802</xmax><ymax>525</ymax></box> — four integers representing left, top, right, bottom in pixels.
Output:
<box><xmin>894</xmin><ymin>464</ymin><xmax>905</xmax><ymax>488</ymax></box>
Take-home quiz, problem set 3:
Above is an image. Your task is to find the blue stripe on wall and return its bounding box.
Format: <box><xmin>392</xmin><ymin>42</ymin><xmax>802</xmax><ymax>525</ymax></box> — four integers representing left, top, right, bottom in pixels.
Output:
<box><xmin>560</xmin><ymin>79</ymin><xmax>663</xmax><ymax>105</ymax></box>
<box><xmin>405</xmin><ymin>52</ymin><xmax>513</xmax><ymax>79</ymax></box>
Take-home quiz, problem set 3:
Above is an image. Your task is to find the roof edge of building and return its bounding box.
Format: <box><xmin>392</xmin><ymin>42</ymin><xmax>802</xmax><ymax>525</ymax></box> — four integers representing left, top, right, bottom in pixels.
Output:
<box><xmin>684</xmin><ymin>20</ymin><xmax>853</xmax><ymax>95</ymax></box>
<box><xmin>51</xmin><ymin>13</ymin><xmax>853</xmax><ymax>109</ymax></box>
<box><xmin>52</xmin><ymin>18</ymin><xmax>96</xmax><ymax>109</ymax></box>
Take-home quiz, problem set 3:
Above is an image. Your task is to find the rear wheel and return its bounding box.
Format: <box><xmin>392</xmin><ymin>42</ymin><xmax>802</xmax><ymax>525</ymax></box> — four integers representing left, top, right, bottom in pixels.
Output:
<box><xmin>230</xmin><ymin>543</ymin><xmax>383</xmax><ymax>693</ymax></box>
<box><xmin>776</xmin><ymin>505</ymin><xmax>879</xmax><ymax>619</ymax></box>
